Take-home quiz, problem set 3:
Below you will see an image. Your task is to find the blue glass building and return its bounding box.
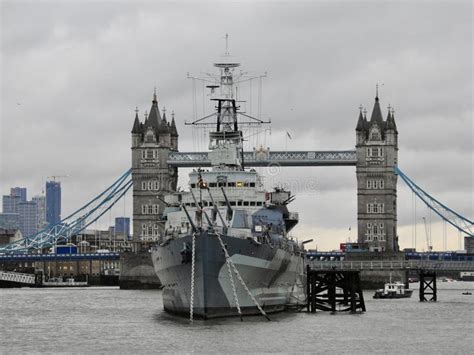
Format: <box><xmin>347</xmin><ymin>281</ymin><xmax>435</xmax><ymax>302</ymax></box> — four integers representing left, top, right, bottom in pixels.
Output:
<box><xmin>115</xmin><ymin>217</ymin><xmax>130</xmax><ymax>238</ymax></box>
<box><xmin>46</xmin><ymin>181</ymin><xmax>61</xmax><ymax>226</ymax></box>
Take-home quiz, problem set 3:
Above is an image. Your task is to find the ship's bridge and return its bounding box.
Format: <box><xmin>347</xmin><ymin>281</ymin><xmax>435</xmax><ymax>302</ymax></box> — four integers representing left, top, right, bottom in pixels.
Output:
<box><xmin>188</xmin><ymin>170</ymin><xmax>262</xmax><ymax>189</ymax></box>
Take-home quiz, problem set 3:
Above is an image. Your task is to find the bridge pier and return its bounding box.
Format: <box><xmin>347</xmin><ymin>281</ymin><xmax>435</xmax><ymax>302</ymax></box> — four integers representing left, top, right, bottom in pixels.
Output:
<box><xmin>419</xmin><ymin>271</ymin><xmax>437</xmax><ymax>302</ymax></box>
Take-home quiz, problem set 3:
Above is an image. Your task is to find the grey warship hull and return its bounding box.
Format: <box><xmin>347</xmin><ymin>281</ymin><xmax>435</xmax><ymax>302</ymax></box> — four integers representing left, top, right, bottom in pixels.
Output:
<box><xmin>152</xmin><ymin>232</ymin><xmax>306</xmax><ymax>319</ymax></box>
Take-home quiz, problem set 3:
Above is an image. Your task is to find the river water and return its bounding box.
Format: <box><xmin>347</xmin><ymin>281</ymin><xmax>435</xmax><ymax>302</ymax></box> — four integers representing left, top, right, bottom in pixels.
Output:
<box><xmin>1</xmin><ymin>282</ymin><xmax>472</xmax><ymax>353</ymax></box>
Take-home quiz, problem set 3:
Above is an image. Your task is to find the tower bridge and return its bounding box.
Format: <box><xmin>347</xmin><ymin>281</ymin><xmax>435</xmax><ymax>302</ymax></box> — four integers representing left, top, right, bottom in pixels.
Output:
<box><xmin>131</xmin><ymin>91</ymin><xmax>402</xmax><ymax>252</ymax></box>
<box><xmin>0</xmin><ymin>91</ymin><xmax>472</xmax><ymax>255</ymax></box>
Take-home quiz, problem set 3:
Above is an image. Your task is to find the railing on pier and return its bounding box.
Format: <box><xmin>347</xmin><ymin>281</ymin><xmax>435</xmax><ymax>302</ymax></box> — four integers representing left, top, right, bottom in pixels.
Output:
<box><xmin>307</xmin><ymin>260</ymin><xmax>474</xmax><ymax>272</ymax></box>
<box><xmin>0</xmin><ymin>252</ymin><xmax>120</xmax><ymax>262</ymax></box>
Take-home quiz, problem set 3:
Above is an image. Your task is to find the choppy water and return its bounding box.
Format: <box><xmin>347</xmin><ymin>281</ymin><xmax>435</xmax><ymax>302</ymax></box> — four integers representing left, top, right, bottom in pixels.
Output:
<box><xmin>1</xmin><ymin>282</ymin><xmax>473</xmax><ymax>353</ymax></box>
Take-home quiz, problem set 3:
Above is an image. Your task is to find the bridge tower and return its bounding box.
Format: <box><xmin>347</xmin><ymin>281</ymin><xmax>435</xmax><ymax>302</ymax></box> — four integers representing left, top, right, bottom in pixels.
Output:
<box><xmin>355</xmin><ymin>92</ymin><xmax>398</xmax><ymax>252</ymax></box>
<box><xmin>130</xmin><ymin>90</ymin><xmax>178</xmax><ymax>243</ymax></box>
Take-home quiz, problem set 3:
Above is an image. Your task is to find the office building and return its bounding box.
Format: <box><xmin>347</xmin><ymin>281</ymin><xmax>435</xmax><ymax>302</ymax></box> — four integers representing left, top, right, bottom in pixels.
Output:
<box><xmin>0</xmin><ymin>213</ymin><xmax>20</xmax><ymax>229</ymax></box>
<box><xmin>10</xmin><ymin>187</ymin><xmax>27</xmax><ymax>202</ymax></box>
<box><xmin>33</xmin><ymin>195</ymin><xmax>47</xmax><ymax>231</ymax></box>
<box><xmin>115</xmin><ymin>217</ymin><xmax>130</xmax><ymax>237</ymax></box>
<box><xmin>46</xmin><ymin>181</ymin><xmax>61</xmax><ymax>226</ymax></box>
<box><xmin>2</xmin><ymin>194</ymin><xmax>21</xmax><ymax>214</ymax></box>
<box><xmin>18</xmin><ymin>201</ymin><xmax>38</xmax><ymax>237</ymax></box>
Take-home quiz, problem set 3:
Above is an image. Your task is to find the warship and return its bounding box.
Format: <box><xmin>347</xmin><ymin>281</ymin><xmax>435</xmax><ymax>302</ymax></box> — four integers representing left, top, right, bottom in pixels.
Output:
<box><xmin>151</xmin><ymin>49</ymin><xmax>307</xmax><ymax>319</ymax></box>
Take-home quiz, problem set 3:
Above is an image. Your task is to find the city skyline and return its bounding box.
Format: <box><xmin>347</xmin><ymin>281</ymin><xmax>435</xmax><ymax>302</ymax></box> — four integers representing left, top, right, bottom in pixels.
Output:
<box><xmin>1</xmin><ymin>1</ymin><xmax>472</xmax><ymax>251</ymax></box>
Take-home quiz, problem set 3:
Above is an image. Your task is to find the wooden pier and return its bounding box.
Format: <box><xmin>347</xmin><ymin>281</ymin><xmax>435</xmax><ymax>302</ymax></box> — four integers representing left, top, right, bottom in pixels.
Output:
<box><xmin>306</xmin><ymin>265</ymin><xmax>366</xmax><ymax>313</ymax></box>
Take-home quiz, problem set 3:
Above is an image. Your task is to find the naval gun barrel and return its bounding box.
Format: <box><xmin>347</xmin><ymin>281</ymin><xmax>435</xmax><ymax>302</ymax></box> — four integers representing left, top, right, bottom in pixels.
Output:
<box><xmin>220</xmin><ymin>187</ymin><xmax>234</xmax><ymax>221</ymax></box>
<box><xmin>181</xmin><ymin>205</ymin><xmax>198</xmax><ymax>233</ymax></box>
<box><xmin>189</xmin><ymin>188</ymin><xmax>214</xmax><ymax>229</ymax></box>
<box><xmin>205</xmin><ymin>188</ymin><xmax>228</xmax><ymax>234</ymax></box>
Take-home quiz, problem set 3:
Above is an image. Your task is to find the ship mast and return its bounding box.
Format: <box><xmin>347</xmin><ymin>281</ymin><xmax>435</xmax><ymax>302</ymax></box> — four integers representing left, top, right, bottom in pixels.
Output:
<box><xmin>185</xmin><ymin>36</ymin><xmax>270</xmax><ymax>170</ymax></box>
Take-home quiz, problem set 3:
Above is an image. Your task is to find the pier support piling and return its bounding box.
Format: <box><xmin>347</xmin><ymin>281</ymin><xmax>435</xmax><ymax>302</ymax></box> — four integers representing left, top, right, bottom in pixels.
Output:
<box><xmin>419</xmin><ymin>270</ymin><xmax>437</xmax><ymax>302</ymax></box>
<box><xmin>306</xmin><ymin>265</ymin><xmax>365</xmax><ymax>313</ymax></box>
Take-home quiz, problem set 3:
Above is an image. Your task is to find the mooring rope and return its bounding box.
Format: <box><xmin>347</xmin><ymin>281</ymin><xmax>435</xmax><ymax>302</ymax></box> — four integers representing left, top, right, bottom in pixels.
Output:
<box><xmin>189</xmin><ymin>232</ymin><xmax>196</xmax><ymax>322</ymax></box>
<box><xmin>215</xmin><ymin>233</ymin><xmax>270</xmax><ymax>321</ymax></box>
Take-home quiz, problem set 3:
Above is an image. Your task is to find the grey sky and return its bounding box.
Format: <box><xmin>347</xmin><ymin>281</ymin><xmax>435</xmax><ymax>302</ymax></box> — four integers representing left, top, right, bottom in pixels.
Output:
<box><xmin>1</xmin><ymin>0</ymin><xmax>472</xmax><ymax>250</ymax></box>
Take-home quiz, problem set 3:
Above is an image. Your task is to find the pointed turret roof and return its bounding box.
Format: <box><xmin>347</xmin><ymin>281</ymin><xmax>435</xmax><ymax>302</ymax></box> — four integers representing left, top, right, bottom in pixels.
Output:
<box><xmin>384</xmin><ymin>107</ymin><xmax>391</xmax><ymax>130</ymax></box>
<box><xmin>147</xmin><ymin>90</ymin><xmax>162</xmax><ymax>131</ymax></box>
<box><xmin>144</xmin><ymin>110</ymin><xmax>149</xmax><ymax>127</ymax></box>
<box><xmin>160</xmin><ymin>112</ymin><xmax>170</xmax><ymax>134</ymax></box>
<box><xmin>170</xmin><ymin>111</ymin><xmax>178</xmax><ymax>136</ymax></box>
<box><xmin>162</xmin><ymin>108</ymin><xmax>168</xmax><ymax>124</ymax></box>
<box><xmin>356</xmin><ymin>109</ymin><xmax>365</xmax><ymax>131</ymax></box>
<box><xmin>131</xmin><ymin>108</ymin><xmax>141</xmax><ymax>134</ymax></box>
<box><xmin>369</xmin><ymin>95</ymin><xmax>384</xmax><ymax>126</ymax></box>
<box><xmin>386</xmin><ymin>108</ymin><xmax>398</xmax><ymax>132</ymax></box>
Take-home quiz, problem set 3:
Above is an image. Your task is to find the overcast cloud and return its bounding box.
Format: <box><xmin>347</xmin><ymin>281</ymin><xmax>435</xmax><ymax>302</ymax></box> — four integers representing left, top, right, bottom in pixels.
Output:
<box><xmin>1</xmin><ymin>0</ymin><xmax>472</xmax><ymax>251</ymax></box>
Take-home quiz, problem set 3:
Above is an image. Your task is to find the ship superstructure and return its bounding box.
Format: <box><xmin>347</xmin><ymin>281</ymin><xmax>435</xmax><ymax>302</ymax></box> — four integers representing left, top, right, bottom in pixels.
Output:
<box><xmin>151</xmin><ymin>47</ymin><xmax>306</xmax><ymax>319</ymax></box>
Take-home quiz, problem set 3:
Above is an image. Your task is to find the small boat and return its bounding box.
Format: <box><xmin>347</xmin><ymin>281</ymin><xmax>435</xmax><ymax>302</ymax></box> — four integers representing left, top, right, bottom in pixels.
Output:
<box><xmin>373</xmin><ymin>279</ymin><xmax>413</xmax><ymax>299</ymax></box>
<box><xmin>461</xmin><ymin>291</ymin><xmax>472</xmax><ymax>295</ymax></box>
<box><xmin>42</xmin><ymin>276</ymin><xmax>88</xmax><ymax>287</ymax></box>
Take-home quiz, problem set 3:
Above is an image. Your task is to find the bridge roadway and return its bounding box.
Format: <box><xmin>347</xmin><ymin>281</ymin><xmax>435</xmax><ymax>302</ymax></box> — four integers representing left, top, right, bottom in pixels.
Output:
<box><xmin>167</xmin><ymin>150</ymin><xmax>357</xmax><ymax>168</ymax></box>
<box><xmin>307</xmin><ymin>260</ymin><xmax>474</xmax><ymax>272</ymax></box>
<box><xmin>0</xmin><ymin>253</ymin><xmax>120</xmax><ymax>262</ymax></box>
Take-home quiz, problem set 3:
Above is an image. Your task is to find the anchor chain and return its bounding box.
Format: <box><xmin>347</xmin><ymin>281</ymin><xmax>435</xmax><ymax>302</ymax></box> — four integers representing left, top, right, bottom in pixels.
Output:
<box><xmin>189</xmin><ymin>232</ymin><xmax>196</xmax><ymax>322</ymax></box>
<box><xmin>215</xmin><ymin>233</ymin><xmax>270</xmax><ymax>321</ymax></box>
<box><xmin>224</xmin><ymin>245</ymin><xmax>243</xmax><ymax>320</ymax></box>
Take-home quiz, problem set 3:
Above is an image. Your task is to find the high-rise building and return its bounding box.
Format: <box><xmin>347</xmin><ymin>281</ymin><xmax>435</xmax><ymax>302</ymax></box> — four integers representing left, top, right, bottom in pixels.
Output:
<box><xmin>46</xmin><ymin>181</ymin><xmax>61</xmax><ymax>226</ymax></box>
<box><xmin>131</xmin><ymin>90</ymin><xmax>178</xmax><ymax>241</ymax></box>
<box><xmin>2</xmin><ymin>194</ymin><xmax>21</xmax><ymax>214</ymax></box>
<box><xmin>355</xmin><ymin>92</ymin><xmax>398</xmax><ymax>252</ymax></box>
<box><xmin>115</xmin><ymin>217</ymin><xmax>130</xmax><ymax>238</ymax></box>
<box><xmin>33</xmin><ymin>195</ymin><xmax>47</xmax><ymax>231</ymax></box>
<box><xmin>18</xmin><ymin>201</ymin><xmax>38</xmax><ymax>237</ymax></box>
<box><xmin>0</xmin><ymin>213</ymin><xmax>20</xmax><ymax>229</ymax></box>
<box><xmin>1</xmin><ymin>187</ymin><xmax>48</xmax><ymax>237</ymax></box>
<box><xmin>10</xmin><ymin>187</ymin><xmax>27</xmax><ymax>202</ymax></box>
<box><xmin>2</xmin><ymin>188</ymin><xmax>26</xmax><ymax>233</ymax></box>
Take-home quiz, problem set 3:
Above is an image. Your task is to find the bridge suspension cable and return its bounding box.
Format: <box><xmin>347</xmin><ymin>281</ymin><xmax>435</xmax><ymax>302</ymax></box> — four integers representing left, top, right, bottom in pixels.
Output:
<box><xmin>396</xmin><ymin>167</ymin><xmax>473</xmax><ymax>237</ymax></box>
<box><xmin>0</xmin><ymin>169</ymin><xmax>132</xmax><ymax>253</ymax></box>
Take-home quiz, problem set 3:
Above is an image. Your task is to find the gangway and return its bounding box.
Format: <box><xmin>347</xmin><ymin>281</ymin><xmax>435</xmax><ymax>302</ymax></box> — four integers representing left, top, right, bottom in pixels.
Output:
<box><xmin>0</xmin><ymin>271</ymin><xmax>36</xmax><ymax>285</ymax></box>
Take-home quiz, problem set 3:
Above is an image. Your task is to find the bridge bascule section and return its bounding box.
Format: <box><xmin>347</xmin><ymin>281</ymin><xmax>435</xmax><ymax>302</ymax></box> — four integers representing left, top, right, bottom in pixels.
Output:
<box><xmin>0</xmin><ymin>93</ymin><xmax>472</xmax><ymax>254</ymax></box>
